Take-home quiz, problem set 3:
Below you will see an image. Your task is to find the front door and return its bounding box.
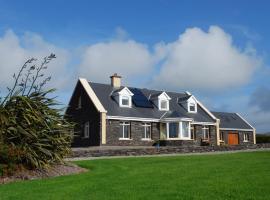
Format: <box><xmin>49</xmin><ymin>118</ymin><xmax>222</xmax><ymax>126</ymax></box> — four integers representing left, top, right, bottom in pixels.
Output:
<box><xmin>228</xmin><ymin>132</ymin><xmax>239</xmax><ymax>145</ymax></box>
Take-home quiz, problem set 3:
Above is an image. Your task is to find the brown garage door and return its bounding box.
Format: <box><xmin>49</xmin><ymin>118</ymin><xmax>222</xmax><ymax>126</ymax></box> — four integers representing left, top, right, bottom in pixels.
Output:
<box><xmin>228</xmin><ymin>132</ymin><xmax>239</xmax><ymax>145</ymax></box>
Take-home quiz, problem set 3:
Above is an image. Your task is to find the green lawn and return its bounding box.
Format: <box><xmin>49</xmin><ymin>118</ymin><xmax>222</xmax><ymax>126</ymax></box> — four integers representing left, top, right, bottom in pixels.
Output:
<box><xmin>0</xmin><ymin>151</ymin><xmax>270</xmax><ymax>200</ymax></box>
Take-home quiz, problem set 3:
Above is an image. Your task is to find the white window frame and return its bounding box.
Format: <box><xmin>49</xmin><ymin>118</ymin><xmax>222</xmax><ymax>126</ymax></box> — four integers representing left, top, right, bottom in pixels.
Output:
<box><xmin>142</xmin><ymin>123</ymin><xmax>151</xmax><ymax>140</ymax></box>
<box><xmin>119</xmin><ymin>121</ymin><xmax>131</xmax><ymax>140</ymax></box>
<box><xmin>166</xmin><ymin>121</ymin><xmax>191</xmax><ymax>140</ymax></box>
<box><xmin>188</xmin><ymin>102</ymin><xmax>196</xmax><ymax>112</ymax></box>
<box><xmin>159</xmin><ymin>99</ymin><xmax>169</xmax><ymax>111</ymax></box>
<box><xmin>219</xmin><ymin>131</ymin><xmax>224</xmax><ymax>141</ymax></box>
<box><xmin>243</xmin><ymin>133</ymin><xmax>249</xmax><ymax>142</ymax></box>
<box><xmin>84</xmin><ymin>121</ymin><xmax>89</xmax><ymax>138</ymax></box>
<box><xmin>202</xmin><ymin>126</ymin><xmax>209</xmax><ymax>140</ymax></box>
<box><xmin>180</xmin><ymin>121</ymin><xmax>191</xmax><ymax>139</ymax></box>
<box><xmin>120</xmin><ymin>95</ymin><xmax>131</xmax><ymax>107</ymax></box>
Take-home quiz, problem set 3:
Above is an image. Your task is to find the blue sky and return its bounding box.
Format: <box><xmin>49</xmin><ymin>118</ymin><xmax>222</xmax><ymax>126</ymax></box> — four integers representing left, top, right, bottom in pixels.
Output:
<box><xmin>0</xmin><ymin>0</ymin><xmax>270</xmax><ymax>132</ymax></box>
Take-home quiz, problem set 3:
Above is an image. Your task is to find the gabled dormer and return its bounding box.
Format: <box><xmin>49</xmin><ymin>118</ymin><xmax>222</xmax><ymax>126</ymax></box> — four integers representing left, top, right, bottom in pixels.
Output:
<box><xmin>151</xmin><ymin>92</ymin><xmax>171</xmax><ymax>111</ymax></box>
<box><xmin>179</xmin><ymin>92</ymin><xmax>197</xmax><ymax>113</ymax></box>
<box><xmin>114</xmin><ymin>87</ymin><xmax>134</xmax><ymax>108</ymax></box>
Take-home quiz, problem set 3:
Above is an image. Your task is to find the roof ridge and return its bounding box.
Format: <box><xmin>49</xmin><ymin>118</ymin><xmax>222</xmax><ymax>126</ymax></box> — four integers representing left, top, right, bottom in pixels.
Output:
<box><xmin>89</xmin><ymin>81</ymin><xmax>187</xmax><ymax>95</ymax></box>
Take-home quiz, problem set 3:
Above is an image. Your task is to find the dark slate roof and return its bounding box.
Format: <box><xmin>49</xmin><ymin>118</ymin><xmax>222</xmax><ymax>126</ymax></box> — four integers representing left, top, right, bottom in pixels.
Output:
<box><xmin>89</xmin><ymin>82</ymin><xmax>215</xmax><ymax>123</ymax></box>
<box><xmin>211</xmin><ymin>111</ymin><xmax>253</xmax><ymax>130</ymax></box>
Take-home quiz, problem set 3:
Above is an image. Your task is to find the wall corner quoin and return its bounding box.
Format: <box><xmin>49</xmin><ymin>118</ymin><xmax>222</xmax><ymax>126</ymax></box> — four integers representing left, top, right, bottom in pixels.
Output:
<box><xmin>101</xmin><ymin>112</ymin><xmax>107</xmax><ymax>145</ymax></box>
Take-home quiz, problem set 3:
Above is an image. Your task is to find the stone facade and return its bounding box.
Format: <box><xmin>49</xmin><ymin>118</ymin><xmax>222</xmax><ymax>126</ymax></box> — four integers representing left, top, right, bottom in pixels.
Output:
<box><xmin>220</xmin><ymin>130</ymin><xmax>254</xmax><ymax>145</ymax></box>
<box><xmin>105</xmin><ymin>120</ymin><xmax>159</xmax><ymax>146</ymax></box>
<box><xmin>105</xmin><ymin>120</ymin><xmax>217</xmax><ymax>146</ymax></box>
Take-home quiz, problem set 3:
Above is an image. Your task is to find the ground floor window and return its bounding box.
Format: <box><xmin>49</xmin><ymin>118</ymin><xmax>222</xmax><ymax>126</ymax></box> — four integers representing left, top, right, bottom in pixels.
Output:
<box><xmin>202</xmin><ymin>126</ymin><xmax>209</xmax><ymax>140</ymax></box>
<box><xmin>219</xmin><ymin>131</ymin><xmax>224</xmax><ymax>141</ymax></box>
<box><xmin>181</xmin><ymin>121</ymin><xmax>190</xmax><ymax>139</ymax></box>
<box><xmin>190</xmin><ymin>126</ymin><xmax>195</xmax><ymax>139</ymax></box>
<box><xmin>120</xmin><ymin>121</ymin><xmax>131</xmax><ymax>139</ymax></box>
<box><xmin>243</xmin><ymin>133</ymin><xmax>249</xmax><ymax>142</ymax></box>
<box><xmin>166</xmin><ymin>122</ymin><xmax>191</xmax><ymax>139</ymax></box>
<box><xmin>168</xmin><ymin>123</ymin><xmax>179</xmax><ymax>138</ymax></box>
<box><xmin>142</xmin><ymin>123</ymin><xmax>151</xmax><ymax>139</ymax></box>
<box><xmin>84</xmin><ymin>121</ymin><xmax>89</xmax><ymax>138</ymax></box>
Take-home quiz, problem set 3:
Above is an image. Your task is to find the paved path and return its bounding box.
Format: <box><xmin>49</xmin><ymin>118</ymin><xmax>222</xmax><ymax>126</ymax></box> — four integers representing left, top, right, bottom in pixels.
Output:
<box><xmin>66</xmin><ymin>148</ymin><xmax>270</xmax><ymax>161</ymax></box>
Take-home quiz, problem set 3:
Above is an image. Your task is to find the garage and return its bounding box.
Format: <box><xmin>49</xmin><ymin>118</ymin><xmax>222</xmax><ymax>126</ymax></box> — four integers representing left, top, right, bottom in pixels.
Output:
<box><xmin>228</xmin><ymin>132</ymin><xmax>239</xmax><ymax>145</ymax></box>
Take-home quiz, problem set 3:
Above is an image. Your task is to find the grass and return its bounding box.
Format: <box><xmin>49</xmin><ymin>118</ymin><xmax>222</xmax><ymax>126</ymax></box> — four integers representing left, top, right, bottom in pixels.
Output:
<box><xmin>0</xmin><ymin>151</ymin><xmax>270</xmax><ymax>200</ymax></box>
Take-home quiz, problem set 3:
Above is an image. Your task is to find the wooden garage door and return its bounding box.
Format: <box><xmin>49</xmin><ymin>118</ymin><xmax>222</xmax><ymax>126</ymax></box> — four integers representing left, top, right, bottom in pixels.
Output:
<box><xmin>228</xmin><ymin>132</ymin><xmax>239</xmax><ymax>145</ymax></box>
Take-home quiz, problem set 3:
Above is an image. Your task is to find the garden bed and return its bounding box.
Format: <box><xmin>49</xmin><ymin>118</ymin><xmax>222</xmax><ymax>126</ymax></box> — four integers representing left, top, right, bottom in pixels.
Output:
<box><xmin>0</xmin><ymin>162</ymin><xmax>87</xmax><ymax>184</ymax></box>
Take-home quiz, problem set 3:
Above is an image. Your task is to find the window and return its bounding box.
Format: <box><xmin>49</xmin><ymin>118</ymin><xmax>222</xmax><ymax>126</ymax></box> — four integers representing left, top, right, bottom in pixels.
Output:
<box><xmin>78</xmin><ymin>96</ymin><xmax>82</xmax><ymax>109</ymax></box>
<box><xmin>202</xmin><ymin>126</ymin><xmax>209</xmax><ymax>140</ymax></box>
<box><xmin>120</xmin><ymin>122</ymin><xmax>131</xmax><ymax>139</ymax></box>
<box><xmin>160</xmin><ymin>100</ymin><xmax>168</xmax><ymax>110</ymax></box>
<box><xmin>190</xmin><ymin>126</ymin><xmax>195</xmax><ymax>139</ymax></box>
<box><xmin>189</xmin><ymin>103</ymin><xmax>195</xmax><ymax>112</ymax></box>
<box><xmin>168</xmin><ymin>123</ymin><xmax>179</xmax><ymax>138</ymax></box>
<box><xmin>84</xmin><ymin>122</ymin><xmax>89</xmax><ymax>138</ymax></box>
<box><xmin>181</xmin><ymin>121</ymin><xmax>190</xmax><ymax>138</ymax></box>
<box><xmin>243</xmin><ymin>133</ymin><xmax>249</xmax><ymax>142</ymax></box>
<box><xmin>142</xmin><ymin>123</ymin><xmax>151</xmax><ymax>140</ymax></box>
<box><xmin>220</xmin><ymin>131</ymin><xmax>224</xmax><ymax>141</ymax></box>
<box><xmin>121</xmin><ymin>96</ymin><xmax>130</xmax><ymax>107</ymax></box>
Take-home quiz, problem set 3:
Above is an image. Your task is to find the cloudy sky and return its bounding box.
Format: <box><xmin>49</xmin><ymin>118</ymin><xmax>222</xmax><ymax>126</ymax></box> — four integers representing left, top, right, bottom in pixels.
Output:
<box><xmin>0</xmin><ymin>0</ymin><xmax>270</xmax><ymax>132</ymax></box>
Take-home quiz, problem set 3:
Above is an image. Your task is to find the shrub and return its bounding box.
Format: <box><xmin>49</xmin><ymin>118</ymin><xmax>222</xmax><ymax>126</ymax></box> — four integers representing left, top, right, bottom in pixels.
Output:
<box><xmin>0</xmin><ymin>54</ymin><xmax>74</xmax><ymax>171</ymax></box>
<box><xmin>256</xmin><ymin>134</ymin><xmax>270</xmax><ymax>143</ymax></box>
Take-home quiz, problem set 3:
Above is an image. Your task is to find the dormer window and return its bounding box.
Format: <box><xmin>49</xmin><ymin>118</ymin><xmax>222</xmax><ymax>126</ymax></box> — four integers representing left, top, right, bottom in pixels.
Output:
<box><xmin>151</xmin><ymin>92</ymin><xmax>171</xmax><ymax>111</ymax></box>
<box><xmin>113</xmin><ymin>87</ymin><xmax>134</xmax><ymax>108</ymax></box>
<box><xmin>120</xmin><ymin>95</ymin><xmax>131</xmax><ymax>107</ymax></box>
<box><xmin>160</xmin><ymin>100</ymin><xmax>169</xmax><ymax>110</ymax></box>
<box><xmin>189</xmin><ymin>103</ymin><xmax>196</xmax><ymax>112</ymax></box>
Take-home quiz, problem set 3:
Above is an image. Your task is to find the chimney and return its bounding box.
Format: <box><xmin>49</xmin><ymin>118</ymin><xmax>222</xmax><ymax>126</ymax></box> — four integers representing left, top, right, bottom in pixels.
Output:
<box><xmin>110</xmin><ymin>73</ymin><xmax>122</xmax><ymax>88</ymax></box>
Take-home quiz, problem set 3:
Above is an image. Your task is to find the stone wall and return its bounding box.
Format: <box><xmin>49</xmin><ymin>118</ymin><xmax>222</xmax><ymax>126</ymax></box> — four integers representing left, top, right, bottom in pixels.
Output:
<box><xmin>220</xmin><ymin>130</ymin><xmax>254</xmax><ymax>145</ymax></box>
<box><xmin>71</xmin><ymin>143</ymin><xmax>270</xmax><ymax>158</ymax></box>
<box><xmin>105</xmin><ymin>120</ymin><xmax>159</xmax><ymax>146</ymax></box>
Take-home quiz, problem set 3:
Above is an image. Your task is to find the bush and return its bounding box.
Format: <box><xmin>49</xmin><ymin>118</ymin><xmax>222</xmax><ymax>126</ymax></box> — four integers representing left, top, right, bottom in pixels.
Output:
<box><xmin>0</xmin><ymin>54</ymin><xmax>74</xmax><ymax>173</ymax></box>
<box><xmin>256</xmin><ymin>135</ymin><xmax>270</xmax><ymax>143</ymax></box>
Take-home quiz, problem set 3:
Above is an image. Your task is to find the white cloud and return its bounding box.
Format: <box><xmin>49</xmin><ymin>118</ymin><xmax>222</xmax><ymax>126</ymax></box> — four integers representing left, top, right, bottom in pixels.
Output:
<box><xmin>78</xmin><ymin>39</ymin><xmax>154</xmax><ymax>84</ymax></box>
<box><xmin>152</xmin><ymin>26</ymin><xmax>262</xmax><ymax>90</ymax></box>
<box><xmin>0</xmin><ymin>30</ymin><xmax>71</xmax><ymax>93</ymax></box>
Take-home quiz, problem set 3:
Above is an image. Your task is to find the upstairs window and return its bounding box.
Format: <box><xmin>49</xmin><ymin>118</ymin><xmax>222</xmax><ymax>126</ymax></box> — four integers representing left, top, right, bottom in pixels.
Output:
<box><xmin>115</xmin><ymin>87</ymin><xmax>134</xmax><ymax>108</ymax></box>
<box><xmin>160</xmin><ymin>100</ymin><xmax>169</xmax><ymax>110</ymax></box>
<box><xmin>84</xmin><ymin>121</ymin><xmax>89</xmax><ymax>138</ymax></box>
<box><xmin>77</xmin><ymin>96</ymin><xmax>82</xmax><ymax>109</ymax></box>
<box><xmin>189</xmin><ymin>103</ymin><xmax>196</xmax><ymax>112</ymax></box>
<box><xmin>121</xmin><ymin>96</ymin><xmax>130</xmax><ymax>107</ymax></box>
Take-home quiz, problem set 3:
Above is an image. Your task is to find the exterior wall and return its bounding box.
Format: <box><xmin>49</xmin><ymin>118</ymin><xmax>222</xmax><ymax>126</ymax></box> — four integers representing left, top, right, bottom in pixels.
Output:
<box><xmin>65</xmin><ymin>82</ymin><xmax>101</xmax><ymax>147</ymax></box>
<box><xmin>192</xmin><ymin>125</ymin><xmax>217</xmax><ymax>146</ymax></box>
<box><xmin>105</xmin><ymin>120</ymin><xmax>159</xmax><ymax>146</ymax></box>
<box><xmin>105</xmin><ymin>120</ymin><xmax>217</xmax><ymax>146</ymax></box>
<box><xmin>220</xmin><ymin>130</ymin><xmax>254</xmax><ymax>145</ymax></box>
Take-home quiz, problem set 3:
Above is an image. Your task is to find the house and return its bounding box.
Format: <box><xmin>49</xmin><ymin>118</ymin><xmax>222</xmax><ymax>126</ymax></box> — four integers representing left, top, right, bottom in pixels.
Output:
<box><xmin>65</xmin><ymin>73</ymin><xmax>256</xmax><ymax>147</ymax></box>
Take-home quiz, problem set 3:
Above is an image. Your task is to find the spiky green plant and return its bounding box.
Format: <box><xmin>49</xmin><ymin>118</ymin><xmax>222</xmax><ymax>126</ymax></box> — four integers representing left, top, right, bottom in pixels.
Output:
<box><xmin>0</xmin><ymin>54</ymin><xmax>74</xmax><ymax>170</ymax></box>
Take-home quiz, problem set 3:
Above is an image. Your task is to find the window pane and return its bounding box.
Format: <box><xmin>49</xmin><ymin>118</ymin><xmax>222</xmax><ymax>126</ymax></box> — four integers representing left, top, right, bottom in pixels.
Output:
<box><xmin>203</xmin><ymin>127</ymin><xmax>209</xmax><ymax>139</ymax></box>
<box><xmin>182</xmin><ymin>122</ymin><xmax>189</xmax><ymax>138</ymax></box>
<box><xmin>169</xmin><ymin>123</ymin><xmax>178</xmax><ymax>138</ymax></box>
<box><xmin>122</xmin><ymin>96</ymin><xmax>129</xmax><ymax>106</ymax></box>
<box><xmin>161</xmin><ymin>100</ymin><xmax>167</xmax><ymax>109</ymax></box>
<box><xmin>145</xmin><ymin>126</ymin><xmax>151</xmax><ymax>138</ymax></box>
<box><xmin>189</xmin><ymin>104</ymin><xmax>195</xmax><ymax>111</ymax></box>
<box><xmin>160</xmin><ymin>123</ymin><xmax>167</xmax><ymax>139</ymax></box>
<box><xmin>123</xmin><ymin>125</ymin><xmax>130</xmax><ymax>138</ymax></box>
